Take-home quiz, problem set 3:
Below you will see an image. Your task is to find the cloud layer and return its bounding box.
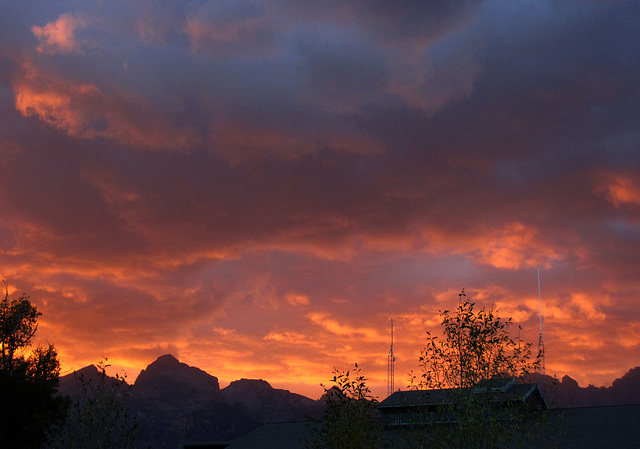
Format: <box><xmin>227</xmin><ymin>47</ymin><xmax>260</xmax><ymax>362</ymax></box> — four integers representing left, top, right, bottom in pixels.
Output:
<box><xmin>1</xmin><ymin>0</ymin><xmax>639</xmax><ymax>397</ymax></box>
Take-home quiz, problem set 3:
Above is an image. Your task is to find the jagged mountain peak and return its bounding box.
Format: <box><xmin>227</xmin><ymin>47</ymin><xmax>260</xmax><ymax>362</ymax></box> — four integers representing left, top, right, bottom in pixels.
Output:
<box><xmin>71</xmin><ymin>364</ymin><xmax>100</xmax><ymax>377</ymax></box>
<box><xmin>150</xmin><ymin>353</ymin><xmax>179</xmax><ymax>366</ymax></box>
<box><xmin>221</xmin><ymin>377</ymin><xmax>322</xmax><ymax>423</ymax></box>
<box><xmin>133</xmin><ymin>354</ymin><xmax>220</xmax><ymax>401</ymax></box>
<box><xmin>57</xmin><ymin>364</ymin><xmax>125</xmax><ymax>399</ymax></box>
<box><xmin>613</xmin><ymin>367</ymin><xmax>640</xmax><ymax>389</ymax></box>
<box><xmin>561</xmin><ymin>375</ymin><xmax>580</xmax><ymax>389</ymax></box>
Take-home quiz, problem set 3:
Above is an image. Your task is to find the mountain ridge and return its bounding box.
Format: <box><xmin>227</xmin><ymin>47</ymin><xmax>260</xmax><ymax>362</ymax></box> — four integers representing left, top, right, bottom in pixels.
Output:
<box><xmin>58</xmin><ymin>355</ymin><xmax>640</xmax><ymax>447</ymax></box>
<box><xmin>530</xmin><ymin>367</ymin><xmax>640</xmax><ymax>408</ymax></box>
<box><xmin>58</xmin><ymin>354</ymin><xmax>323</xmax><ymax>448</ymax></box>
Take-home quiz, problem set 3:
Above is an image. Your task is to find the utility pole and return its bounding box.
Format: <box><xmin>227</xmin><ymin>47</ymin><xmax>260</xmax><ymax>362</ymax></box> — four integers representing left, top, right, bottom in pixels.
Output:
<box><xmin>387</xmin><ymin>312</ymin><xmax>396</xmax><ymax>397</ymax></box>
<box><xmin>538</xmin><ymin>266</ymin><xmax>545</xmax><ymax>375</ymax></box>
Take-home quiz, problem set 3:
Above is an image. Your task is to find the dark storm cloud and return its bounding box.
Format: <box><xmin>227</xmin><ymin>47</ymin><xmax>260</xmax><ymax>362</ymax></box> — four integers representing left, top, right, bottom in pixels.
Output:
<box><xmin>279</xmin><ymin>0</ymin><xmax>484</xmax><ymax>44</ymax></box>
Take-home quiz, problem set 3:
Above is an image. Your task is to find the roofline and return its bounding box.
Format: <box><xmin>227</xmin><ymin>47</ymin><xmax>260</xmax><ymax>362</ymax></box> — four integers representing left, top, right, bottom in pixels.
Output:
<box><xmin>377</xmin><ymin>383</ymin><xmax>548</xmax><ymax>409</ymax></box>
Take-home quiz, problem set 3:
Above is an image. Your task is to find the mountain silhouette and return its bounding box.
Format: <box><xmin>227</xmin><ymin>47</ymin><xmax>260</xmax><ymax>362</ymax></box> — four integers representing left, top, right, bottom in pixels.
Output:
<box><xmin>58</xmin><ymin>354</ymin><xmax>323</xmax><ymax>448</ymax></box>
<box><xmin>132</xmin><ymin>354</ymin><xmax>221</xmax><ymax>413</ymax></box>
<box><xmin>57</xmin><ymin>363</ymin><xmax>126</xmax><ymax>402</ymax></box>
<box><xmin>59</xmin><ymin>355</ymin><xmax>640</xmax><ymax>446</ymax></box>
<box><xmin>221</xmin><ymin>378</ymin><xmax>323</xmax><ymax>423</ymax></box>
<box><xmin>611</xmin><ymin>367</ymin><xmax>640</xmax><ymax>405</ymax></box>
<box><xmin>529</xmin><ymin>367</ymin><xmax>640</xmax><ymax>408</ymax></box>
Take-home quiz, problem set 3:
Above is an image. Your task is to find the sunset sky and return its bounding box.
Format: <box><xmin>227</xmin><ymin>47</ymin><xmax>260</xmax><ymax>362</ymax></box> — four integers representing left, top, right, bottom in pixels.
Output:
<box><xmin>1</xmin><ymin>0</ymin><xmax>639</xmax><ymax>399</ymax></box>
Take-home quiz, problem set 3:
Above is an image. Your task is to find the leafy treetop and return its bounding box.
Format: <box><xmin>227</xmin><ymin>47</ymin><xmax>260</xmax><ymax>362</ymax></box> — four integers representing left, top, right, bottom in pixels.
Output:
<box><xmin>412</xmin><ymin>289</ymin><xmax>539</xmax><ymax>390</ymax></box>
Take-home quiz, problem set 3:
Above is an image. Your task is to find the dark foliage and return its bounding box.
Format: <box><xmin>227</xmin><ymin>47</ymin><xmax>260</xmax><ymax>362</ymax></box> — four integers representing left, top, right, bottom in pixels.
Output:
<box><xmin>405</xmin><ymin>289</ymin><xmax>547</xmax><ymax>449</ymax></box>
<box><xmin>307</xmin><ymin>364</ymin><xmax>382</xmax><ymax>449</ymax></box>
<box><xmin>49</xmin><ymin>359</ymin><xmax>142</xmax><ymax>449</ymax></box>
<box><xmin>0</xmin><ymin>286</ymin><xmax>69</xmax><ymax>448</ymax></box>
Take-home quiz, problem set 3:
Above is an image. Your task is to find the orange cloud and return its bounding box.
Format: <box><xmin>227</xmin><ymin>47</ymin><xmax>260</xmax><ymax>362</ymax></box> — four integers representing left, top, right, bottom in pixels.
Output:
<box><xmin>307</xmin><ymin>312</ymin><xmax>386</xmax><ymax>342</ymax></box>
<box><xmin>264</xmin><ymin>331</ymin><xmax>308</xmax><ymax>343</ymax></box>
<box><xmin>570</xmin><ymin>292</ymin><xmax>607</xmax><ymax>323</ymax></box>
<box><xmin>285</xmin><ymin>293</ymin><xmax>310</xmax><ymax>306</ymax></box>
<box><xmin>416</xmin><ymin>222</ymin><xmax>562</xmax><ymax>270</ymax></box>
<box><xmin>251</xmin><ymin>219</ymin><xmax>560</xmax><ymax>271</ymax></box>
<box><xmin>13</xmin><ymin>62</ymin><xmax>200</xmax><ymax>150</ymax></box>
<box><xmin>475</xmin><ymin>222</ymin><xmax>555</xmax><ymax>269</ymax></box>
<box><xmin>14</xmin><ymin>76</ymin><xmax>99</xmax><ymax>134</ymax></box>
<box><xmin>598</xmin><ymin>172</ymin><xmax>640</xmax><ymax>207</ymax></box>
<box><xmin>551</xmin><ymin>328</ymin><xmax>606</xmax><ymax>350</ymax></box>
<box><xmin>32</xmin><ymin>13</ymin><xmax>89</xmax><ymax>54</ymax></box>
<box><xmin>618</xmin><ymin>323</ymin><xmax>640</xmax><ymax>348</ymax></box>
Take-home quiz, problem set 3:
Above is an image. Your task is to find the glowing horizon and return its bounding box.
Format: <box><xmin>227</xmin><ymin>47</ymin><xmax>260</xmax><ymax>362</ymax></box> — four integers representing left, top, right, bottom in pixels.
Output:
<box><xmin>43</xmin><ymin>283</ymin><xmax>635</xmax><ymax>401</ymax></box>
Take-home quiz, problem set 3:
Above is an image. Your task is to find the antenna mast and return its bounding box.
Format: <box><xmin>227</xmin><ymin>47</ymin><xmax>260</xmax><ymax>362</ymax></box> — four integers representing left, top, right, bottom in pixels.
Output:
<box><xmin>387</xmin><ymin>311</ymin><xmax>396</xmax><ymax>397</ymax></box>
<box><xmin>537</xmin><ymin>266</ymin><xmax>545</xmax><ymax>375</ymax></box>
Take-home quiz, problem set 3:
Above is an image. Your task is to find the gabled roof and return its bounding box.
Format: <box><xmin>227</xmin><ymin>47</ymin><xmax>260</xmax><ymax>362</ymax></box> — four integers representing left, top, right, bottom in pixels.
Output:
<box><xmin>377</xmin><ymin>388</ymin><xmax>453</xmax><ymax>409</ymax></box>
<box><xmin>378</xmin><ymin>381</ymin><xmax>545</xmax><ymax>409</ymax></box>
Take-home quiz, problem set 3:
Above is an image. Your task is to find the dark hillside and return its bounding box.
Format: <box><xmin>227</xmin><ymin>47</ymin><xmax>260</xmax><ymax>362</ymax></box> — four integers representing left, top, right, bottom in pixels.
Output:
<box><xmin>528</xmin><ymin>367</ymin><xmax>640</xmax><ymax>408</ymax></box>
<box><xmin>58</xmin><ymin>355</ymin><xmax>323</xmax><ymax>448</ymax></box>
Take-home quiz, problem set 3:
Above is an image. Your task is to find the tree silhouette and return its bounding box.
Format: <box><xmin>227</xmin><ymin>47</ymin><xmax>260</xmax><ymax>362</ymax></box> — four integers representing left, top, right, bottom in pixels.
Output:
<box><xmin>307</xmin><ymin>364</ymin><xmax>382</xmax><ymax>449</ymax></box>
<box><xmin>407</xmin><ymin>289</ymin><xmax>545</xmax><ymax>449</ymax></box>
<box><xmin>413</xmin><ymin>289</ymin><xmax>538</xmax><ymax>390</ymax></box>
<box><xmin>0</xmin><ymin>282</ymin><xmax>68</xmax><ymax>449</ymax></box>
<box><xmin>50</xmin><ymin>358</ymin><xmax>142</xmax><ymax>449</ymax></box>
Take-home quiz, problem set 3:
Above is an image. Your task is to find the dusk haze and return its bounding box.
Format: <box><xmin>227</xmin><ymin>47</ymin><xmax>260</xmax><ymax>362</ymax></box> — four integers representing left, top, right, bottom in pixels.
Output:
<box><xmin>1</xmin><ymin>0</ymin><xmax>639</xmax><ymax>400</ymax></box>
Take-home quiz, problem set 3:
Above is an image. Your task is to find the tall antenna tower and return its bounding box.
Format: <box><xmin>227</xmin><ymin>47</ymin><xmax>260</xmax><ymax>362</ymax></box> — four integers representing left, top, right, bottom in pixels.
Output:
<box><xmin>537</xmin><ymin>266</ymin><xmax>545</xmax><ymax>375</ymax></box>
<box><xmin>387</xmin><ymin>311</ymin><xmax>396</xmax><ymax>397</ymax></box>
